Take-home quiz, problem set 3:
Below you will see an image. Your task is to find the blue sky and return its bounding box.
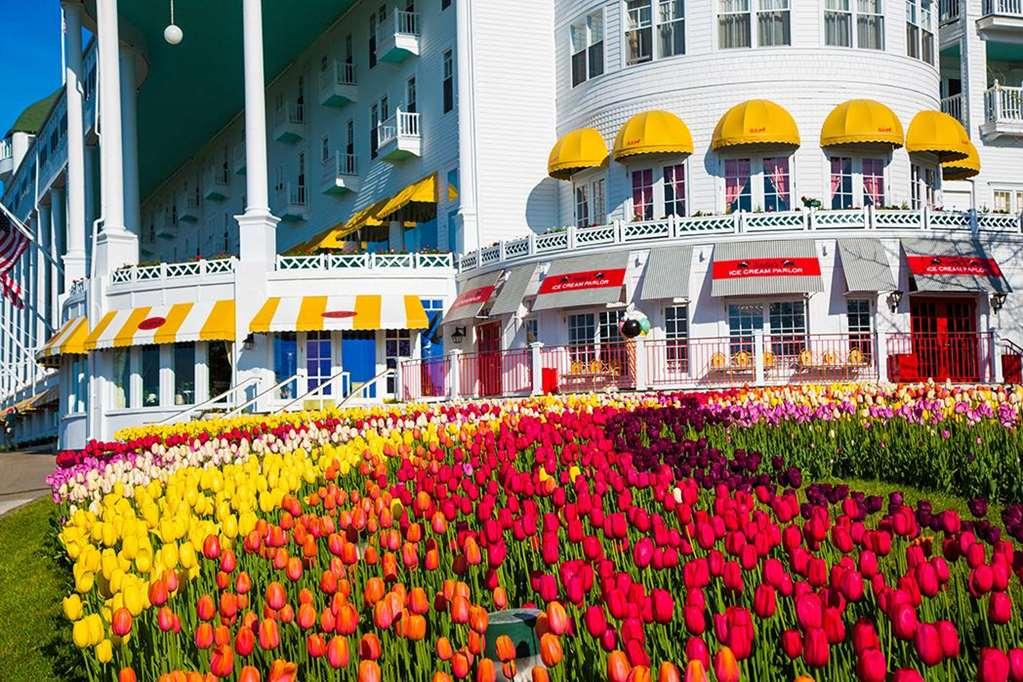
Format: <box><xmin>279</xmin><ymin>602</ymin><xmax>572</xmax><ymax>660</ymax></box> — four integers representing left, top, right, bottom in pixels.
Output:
<box><xmin>0</xmin><ymin>0</ymin><xmax>62</xmax><ymax>135</ymax></box>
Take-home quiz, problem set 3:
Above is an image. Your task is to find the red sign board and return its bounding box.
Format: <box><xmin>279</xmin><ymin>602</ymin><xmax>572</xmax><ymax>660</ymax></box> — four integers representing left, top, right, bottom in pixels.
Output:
<box><xmin>138</xmin><ymin>316</ymin><xmax>167</xmax><ymax>331</ymax></box>
<box><xmin>451</xmin><ymin>285</ymin><xmax>497</xmax><ymax>311</ymax></box>
<box><xmin>322</xmin><ymin>310</ymin><xmax>356</xmax><ymax>319</ymax></box>
<box><xmin>712</xmin><ymin>257</ymin><xmax>821</xmax><ymax>280</ymax></box>
<box><xmin>907</xmin><ymin>255</ymin><xmax>1003</xmax><ymax>278</ymax></box>
<box><xmin>538</xmin><ymin>268</ymin><xmax>627</xmax><ymax>295</ymax></box>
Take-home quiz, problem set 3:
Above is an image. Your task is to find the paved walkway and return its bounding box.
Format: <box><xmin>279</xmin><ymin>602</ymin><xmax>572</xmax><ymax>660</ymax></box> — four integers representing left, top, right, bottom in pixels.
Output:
<box><xmin>0</xmin><ymin>449</ymin><xmax>55</xmax><ymax>516</ymax></box>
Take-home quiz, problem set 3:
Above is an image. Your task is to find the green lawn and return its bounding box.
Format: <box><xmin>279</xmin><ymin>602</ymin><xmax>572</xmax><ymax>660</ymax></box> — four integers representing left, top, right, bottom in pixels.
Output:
<box><xmin>0</xmin><ymin>498</ymin><xmax>81</xmax><ymax>682</ymax></box>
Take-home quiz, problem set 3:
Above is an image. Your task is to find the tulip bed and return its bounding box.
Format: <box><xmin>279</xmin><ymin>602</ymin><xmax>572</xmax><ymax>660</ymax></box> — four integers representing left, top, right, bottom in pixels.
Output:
<box><xmin>44</xmin><ymin>385</ymin><xmax>1023</xmax><ymax>682</ymax></box>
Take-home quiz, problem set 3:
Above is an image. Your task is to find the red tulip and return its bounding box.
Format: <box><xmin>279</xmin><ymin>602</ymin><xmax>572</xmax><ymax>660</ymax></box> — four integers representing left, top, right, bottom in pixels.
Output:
<box><xmin>990</xmin><ymin>593</ymin><xmax>1013</xmax><ymax>625</ymax></box>
<box><xmin>1009</xmin><ymin>648</ymin><xmax>1023</xmax><ymax>682</ymax></box>
<box><xmin>856</xmin><ymin>648</ymin><xmax>886</xmax><ymax>682</ymax></box>
<box><xmin>111</xmin><ymin>607</ymin><xmax>132</xmax><ymax>637</ymax></box>
<box><xmin>203</xmin><ymin>534</ymin><xmax>221</xmax><ymax>559</ymax></box>
<box><xmin>781</xmin><ymin>629</ymin><xmax>802</xmax><ymax>659</ymax></box>
<box><xmin>915</xmin><ymin>623</ymin><xmax>943</xmax><ymax>666</ymax></box>
<box><xmin>210</xmin><ymin>643</ymin><xmax>234</xmax><ymax>677</ymax></box>
<box><xmin>979</xmin><ymin>648</ymin><xmax>1010</xmax><ymax>682</ymax></box>
<box><xmin>803</xmin><ymin>628</ymin><xmax>830</xmax><ymax>668</ymax></box>
<box><xmin>266</xmin><ymin>582</ymin><xmax>287</xmax><ymax>611</ymax></box>
<box><xmin>753</xmin><ymin>584</ymin><xmax>776</xmax><ymax>618</ymax></box>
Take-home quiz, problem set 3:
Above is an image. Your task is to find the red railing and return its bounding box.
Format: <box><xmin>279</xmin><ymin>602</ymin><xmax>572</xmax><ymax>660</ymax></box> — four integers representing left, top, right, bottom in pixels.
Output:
<box><xmin>646</xmin><ymin>336</ymin><xmax>757</xmax><ymax>388</ymax></box>
<box><xmin>400</xmin><ymin>356</ymin><xmax>449</xmax><ymax>401</ymax></box>
<box><xmin>764</xmin><ymin>333</ymin><xmax>879</xmax><ymax>384</ymax></box>
<box><xmin>457</xmin><ymin>349</ymin><xmax>533</xmax><ymax>398</ymax></box>
<box><xmin>539</xmin><ymin>342</ymin><xmax>636</xmax><ymax>394</ymax></box>
<box><xmin>886</xmin><ymin>332</ymin><xmax>995</xmax><ymax>384</ymax></box>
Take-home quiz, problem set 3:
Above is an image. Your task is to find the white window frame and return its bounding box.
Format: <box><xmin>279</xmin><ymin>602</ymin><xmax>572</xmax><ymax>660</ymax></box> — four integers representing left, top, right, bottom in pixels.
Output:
<box><xmin>718</xmin><ymin>0</ymin><xmax>790</xmax><ymax>49</ymax></box>
<box><xmin>910</xmin><ymin>162</ymin><xmax>940</xmax><ymax>210</ymax></box>
<box><xmin>622</xmin><ymin>1</ymin><xmax>686</xmax><ymax>67</ymax></box>
<box><xmin>825</xmin><ymin>0</ymin><xmax>883</xmax><ymax>49</ymax></box>
<box><xmin>992</xmin><ymin>187</ymin><xmax>1023</xmax><ymax>215</ymax></box>
<box><xmin>905</xmin><ymin>0</ymin><xmax>934</xmax><ymax>64</ymax></box>
<box><xmin>624</xmin><ymin>0</ymin><xmax>654</xmax><ymax>65</ymax></box>
<box><xmin>573</xmin><ymin>171</ymin><xmax>608</xmax><ymax>227</ymax></box>
<box><xmin>571</xmin><ymin>9</ymin><xmax>606</xmax><ymax>86</ymax></box>
<box><xmin>627</xmin><ymin>158</ymin><xmax>690</xmax><ymax>221</ymax></box>
<box><xmin>721</xmin><ymin>155</ymin><xmax>795</xmax><ymax>213</ymax></box>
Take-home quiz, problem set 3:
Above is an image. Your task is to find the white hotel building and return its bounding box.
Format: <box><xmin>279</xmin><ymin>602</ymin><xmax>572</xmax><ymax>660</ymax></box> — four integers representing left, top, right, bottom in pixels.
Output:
<box><xmin>1</xmin><ymin>0</ymin><xmax>1023</xmax><ymax>448</ymax></box>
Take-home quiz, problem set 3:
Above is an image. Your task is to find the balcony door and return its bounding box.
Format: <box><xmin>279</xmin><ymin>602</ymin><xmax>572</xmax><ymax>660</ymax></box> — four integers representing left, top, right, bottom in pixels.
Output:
<box><xmin>910</xmin><ymin>297</ymin><xmax>979</xmax><ymax>382</ymax></box>
<box><xmin>476</xmin><ymin>322</ymin><xmax>502</xmax><ymax>397</ymax></box>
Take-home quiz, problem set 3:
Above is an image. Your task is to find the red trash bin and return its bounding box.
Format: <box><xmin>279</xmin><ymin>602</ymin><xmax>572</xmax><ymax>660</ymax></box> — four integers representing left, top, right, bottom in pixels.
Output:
<box><xmin>541</xmin><ymin>368</ymin><xmax>559</xmax><ymax>394</ymax></box>
<box><xmin>1002</xmin><ymin>354</ymin><xmax>1022</xmax><ymax>385</ymax></box>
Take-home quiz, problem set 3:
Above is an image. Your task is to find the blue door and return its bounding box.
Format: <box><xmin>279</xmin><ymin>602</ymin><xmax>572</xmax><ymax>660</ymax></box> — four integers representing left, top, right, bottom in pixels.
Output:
<box><xmin>342</xmin><ymin>331</ymin><xmax>377</xmax><ymax>399</ymax></box>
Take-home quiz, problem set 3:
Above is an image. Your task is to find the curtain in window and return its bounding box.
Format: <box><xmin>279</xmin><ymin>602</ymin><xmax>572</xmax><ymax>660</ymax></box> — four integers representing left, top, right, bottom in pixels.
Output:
<box><xmin>718</xmin><ymin>0</ymin><xmax>751</xmax><ymax>48</ymax></box>
<box><xmin>825</xmin><ymin>0</ymin><xmax>852</xmax><ymax>46</ymax></box>
<box><xmin>632</xmin><ymin>170</ymin><xmax>654</xmax><ymax>221</ymax></box>
<box><xmin>862</xmin><ymin>159</ymin><xmax>886</xmax><ymax>207</ymax></box>
<box><xmin>765</xmin><ymin>158</ymin><xmax>789</xmax><ymax>202</ymax></box>
<box><xmin>724</xmin><ymin>160</ymin><xmax>750</xmax><ymax>211</ymax></box>
<box><xmin>757</xmin><ymin>0</ymin><xmax>790</xmax><ymax>46</ymax></box>
<box><xmin>857</xmin><ymin>0</ymin><xmax>884</xmax><ymax>49</ymax></box>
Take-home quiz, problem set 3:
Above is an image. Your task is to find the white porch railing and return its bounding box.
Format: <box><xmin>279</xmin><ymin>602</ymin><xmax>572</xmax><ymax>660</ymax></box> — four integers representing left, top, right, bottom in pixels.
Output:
<box><xmin>322</xmin><ymin>150</ymin><xmax>357</xmax><ymax>185</ymax></box>
<box><xmin>378</xmin><ymin>108</ymin><xmax>421</xmax><ymax>148</ymax></box>
<box><xmin>458</xmin><ymin>208</ymin><xmax>1023</xmax><ymax>273</ymax></box>
<box><xmin>276</xmin><ymin>251</ymin><xmax>454</xmax><ymax>272</ymax></box>
<box><xmin>274</xmin><ymin>100</ymin><xmax>305</xmax><ymax>127</ymax></box>
<box><xmin>110</xmin><ymin>258</ymin><xmax>237</xmax><ymax>286</ymax></box>
<box><xmin>0</xmin><ymin>138</ymin><xmax>11</xmax><ymax>162</ymax></box>
<box><xmin>320</xmin><ymin>59</ymin><xmax>357</xmax><ymax>91</ymax></box>
<box><xmin>983</xmin><ymin>0</ymin><xmax>1023</xmax><ymax>16</ymax></box>
<box><xmin>940</xmin><ymin>0</ymin><xmax>962</xmax><ymax>22</ymax></box>
<box><xmin>941</xmin><ymin>93</ymin><xmax>966</xmax><ymax>127</ymax></box>
<box><xmin>985</xmin><ymin>83</ymin><xmax>1023</xmax><ymax>124</ymax></box>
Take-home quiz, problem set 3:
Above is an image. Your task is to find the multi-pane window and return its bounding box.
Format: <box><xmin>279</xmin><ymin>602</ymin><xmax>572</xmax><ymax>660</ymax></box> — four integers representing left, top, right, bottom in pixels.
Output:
<box><xmin>762</xmin><ymin>157</ymin><xmax>790</xmax><ymax>212</ymax></box>
<box><xmin>442</xmin><ymin>50</ymin><xmax>455</xmax><ymax>113</ymax></box>
<box><xmin>385</xmin><ymin>329</ymin><xmax>412</xmax><ymax>394</ymax></box>
<box><xmin>274</xmin><ymin>334</ymin><xmax>298</xmax><ymax>400</ymax></box>
<box><xmin>67</xmin><ymin>356</ymin><xmax>87</xmax><ymax>415</ymax></box>
<box><xmin>830</xmin><ymin>157</ymin><xmax>854</xmax><ymax>209</ymax></box>
<box><xmin>574</xmin><ymin>178</ymin><xmax>607</xmax><ymax>227</ymax></box>
<box><xmin>719</xmin><ymin>0</ymin><xmax>752</xmax><ymax>48</ymax></box>
<box><xmin>625</xmin><ymin>0</ymin><xmax>654</xmax><ymax>64</ymax></box>
<box><xmin>992</xmin><ymin>189</ymin><xmax>1023</xmax><ymax>214</ymax></box>
<box><xmin>769</xmin><ymin>301</ymin><xmax>807</xmax><ymax>358</ymax></box>
<box><xmin>847</xmin><ymin>299</ymin><xmax>873</xmax><ymax>359</ymax></box>
<box><xmin>758</xmin><ymin>0</ymin><xmax>791</xmax><ymax>46</ymax></box>
<box><xmin>571</xmin><ymin>10</ymin><xmax>605</xmax><ymax>86</ymax></box>
<box><xmin>664</xmin><ymin>304</ymin><xmax>689</xmax><ymax>371</ymax></box>
<box><xmin>369</xmin><ymin>10</ymin><xmax>378</xmax><ymax>68</ymax></box>
<box><xmin>906</xmin><ymin>0</ymin><xmax>934</xmax><ymax>64</ymax></box>
<box><xmin>406</xmin><ymin>75</ymin><xmax>417</xmax><ymax>113</ymax></box>
<box><xmin>568</xmin><ymin>313</ymin><xmax>597</xmax><ymax>364</ymax></box>
<box><xmin>141</xmin><ymin>346</ymin><xmax>160</xmax><ymax>407</ymax></box>
<box><xmin>370</xmin><ymin>104</ymin><xmax>380</xmax><ymax>159</ymax></box>
<box><xmin>826</xmin><ymin>0</ymin><xmax>884</xmax><ymax>48</ymax></box>
<box><xmin>911</xmin><ymin>164</ymin><xmax>938</xmax><ymax>209</ymax></box>
<box><xmin>525</xmin><ymin>317</ymin><xmax>539</xmax><ymax>345</ymax></box>
<box><xmin>659</xmin><ymin>1</ymin><xmax>686</xmax><ymax>57</ymax></box>
<box><xmin>728</xmin><ymin>304</ymin><xmax>761</xmax><ymax>356</ymax></box>
<box><xmin>724</xmin><ymin>159</ymin><xmax>752</xmax><ymax>213</ymax></box>
<box><xmin>664</xmin><ymin>164</ymin><xmax>687</xmax><ymax>217</ymax></box>
<box><xmin>862</xmin><ymin>158</ymin><xmax>886</xmax><ymax>206</ymax></box>
<box><xmin>306</xmin><ymin>331</ymin><xmax>333</xmax><ymax>396</ymax></box>
<box><xmin>632</xmin><ymin>169</ymin><xmax>655</xmax><ymax>221</ymax></box>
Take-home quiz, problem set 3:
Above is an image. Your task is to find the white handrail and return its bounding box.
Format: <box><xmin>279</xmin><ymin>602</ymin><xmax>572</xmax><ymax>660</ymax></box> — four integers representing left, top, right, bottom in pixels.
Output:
<box><xmin>337</xmin><ymin>369</ymin><xmax>395</xmax><ymax>408</ymax></box>
<box><xmin>158</xmin><ymin>377</ymin><xmax>260</xmax><ymax>425</ymax></box>
<box><xmin>223</xmin><ymin>373</ymin><xmax>301</xmax><ymax>417</ymax></box>
<box><xmin>275</xmin><ymin>368</ymin><xmax>351</xmax><ymax>413</ymax></box>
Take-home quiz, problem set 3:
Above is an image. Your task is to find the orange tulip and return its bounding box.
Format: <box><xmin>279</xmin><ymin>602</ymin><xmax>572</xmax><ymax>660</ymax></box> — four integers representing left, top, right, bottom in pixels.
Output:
<box><xmin>267</xmin><ymin>660</ymin><xmax>297</xmax><ymax>682</ymax></box>
<box><xmin>452</xmin><ymin>651</ymin><xmax>472</xmax><ymax>679</ymax></box>
<box><xmin>451</xmin><ymin>595</ymin><xmax>471</xmax><ymax>624</ymax></box>
<box><xmin>436</xmin><ymin>636</ymin><xmax>454</xmax><ymax>661</ymax></box>
<box><xmin>684</xmin><ymin>660</ymin><xmax>708</xmax><ymax>682</ymax></box>
<box><xmin>794</xmin><ymin>677</ymin><xmax>814</xmax><ymax>682</ymax></box>
<box><xmin>118</xmin><ymin>668</ymin><xmax>138</xmax><ymax>682</ymax></box>
<box><xmin>364</xmin><ymin>577</ymin><xmax>385</xmax><ymax>605</ymax></box>
<box><xmin>210</xmin><ymin>643</ymin><xmax>234</xmax><ymax>678</ymax></box>
<box><xmin>476</xmin><ymin>658</ymin><xmax>497</xmax><ymax>682</ymax></box>
<box><xmin>468</xmin><ymin>630</ymin><xmax>485</xmax><ymax>656</ymax></box>
<box><xmin>405</xmin><ymin>613</ymin><xmax>427</xmax><ymax>640</ymax></box>
<box><xmin>433</xmin><ymin>673</ymin><xmax>452</xmax><ymax>682</ymax></box>
<box><xmin>327</xmin><ymin>636</ymin><xmax>350</xmax><ymax>669</ymax></box>
<box><xmin>238</xmin><ymin>666</ymin><xmax>261</xmax><ymax>682</ymax></box>
<box><xmin>503</xmin><ymin>662</ymin><xmax>518</xmax><ymax>680</ymax></box>
<box><xmin>111</xmin><ymin>608</ymin><xmax>133</xmax><ymax>637</ymax></box>
<box><xmin>258</xmin><ymin>618</ymin><xmax>280</xmax><ymax>651</ymax></box>
<box><xmin>658</xmin><ymin>662</ymin><xmax>682</xmax><ymax>682</ymax></box>
<box><xmin>546</xmin><ymin>602</ymin><xmax>569</xmax><ymax>636</ymax></box>
<box><xmin>469</xmin><ymin>606</ymin><xmax>489</xmax><ymax>635</ymax></box>
<box><xmin>608</xmin><ymin>650</ymin><xmax>632</xmax><ymax>682</ymax></box>
<box><xmin>628</xmin><ymin>667</ymin><xmax>653</xmax><ymax>682</ymax></box>
<box><xmin>359</xmin><ymin>633</ymin><xmax>382</xmax><ymax>661</ymax></box>
<box><xmin>714</xmin><ymin>647</ymin><xmax>740</xmax><ymax>682</ymax></box>
<box><xmin>495</xmin><ymin>635</ymin><xmax>517</xmax><ymax>662</ymax></box>
<box><xmin>539</xmin><ymin>633</ymin><xmax>564</xmax><ymax>667</ymax></box>
<box><xmin>493</xmin><ymin>587</ymin><xmax>508</xmax><ymax>610</ymax></box>
<box><xmin>358</xmin><ymin>660</ymin><xmax>381</xmax><ymax>682</ymax></box>
<box><xmin>531</xmin><ymin>668</ymin><xmax>550</xmax><ymax>682</ymax></box>
<box><xmin>409</xmin><ymin>587</ymin><xmax>430</xmax><ymax>615</ymax></box>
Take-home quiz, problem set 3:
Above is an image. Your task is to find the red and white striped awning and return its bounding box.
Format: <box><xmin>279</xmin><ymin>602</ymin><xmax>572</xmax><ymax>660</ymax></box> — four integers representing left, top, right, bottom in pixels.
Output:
<box><xmin>84</xmin><ymin>300</ymin><xmax>236</xmax><ymax>350</ymax></box>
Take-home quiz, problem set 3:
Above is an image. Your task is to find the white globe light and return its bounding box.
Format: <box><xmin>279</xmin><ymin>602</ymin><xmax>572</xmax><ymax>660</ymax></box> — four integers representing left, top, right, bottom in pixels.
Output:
<box><xmin>164</xmin><ymin>24</ymin><xmax>183</xmax><ymax>45</ymax></box>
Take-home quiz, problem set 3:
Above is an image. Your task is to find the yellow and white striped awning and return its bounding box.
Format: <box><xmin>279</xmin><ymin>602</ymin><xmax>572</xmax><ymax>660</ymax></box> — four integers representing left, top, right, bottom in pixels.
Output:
<box><xmin>84</xmin><ymin>300</ymin><xmax>236</xmax><ymax>351</ymax></box>
<box><xmin>36</xmin><ymin>317</ymin><xmax>90</xmax><ymax>363</ymax></box>
<box><xmin>250</xmin><ymin>295</ymin><xmax>429</xmax><ymax>334</ymax></box>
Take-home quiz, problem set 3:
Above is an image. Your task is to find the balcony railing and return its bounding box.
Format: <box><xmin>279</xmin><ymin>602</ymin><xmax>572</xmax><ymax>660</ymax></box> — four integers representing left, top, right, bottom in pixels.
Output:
<box><xmin>458</xmin><ymin>208</ymin><xmax>1023</xmax><ymax>273</ymax></box>
<box><xmin>204</xmin><ymin>163</ymin><xmax>231</xmax><ymax>201</ymax></box>
<box><xmin>321</xmin><ymin>151</ymin><xmax>359</xmax><ymax>195</ymax></box>
<box><xmin>887</xmin><ymin>332</ymin><xmax>996</xmax><ymax>384</ymax></box>
<box><xmin>376</xmin><ymin>10</ymin><xmax>422</xmax><ymax>63</ymax></box>
<box><xmin>983</xmin><ymin>0</ymin><xmax>1023</xmax><ymax>16</ymax></box>
<box><xmin>941</xmin><ymin>93</ymin><xmax>966</xmax><ymax>127</ymax></box>
<box><xmin>276</xmin><ymin>252</ymin><xmax>454</xmax><ymax>272</ymax></box>
<box><xmin>0</xmin><ymin>139</ymin><xmax>11</xmax><ymax>162</ymax></box>
<box><xmin>273</xmin><ymin>101</ymin><xmax>306</xmax><ymax>142</ymax></box>
<box><xmin>985</xmin><ymin>83</ymin><xmax>1023</xmax><ymax>123</ymax></box>
<box><xmin>940</xmin><ymin>0</ymin><xmax>962</xmax><ymax>23</ymax></box>
<box><xmin>319</xmin><ymin>60</ymin><xmax>358</xmax><ymax>107</ymax></box>
<box><xmin>378</xmin><ymin>109</ymin><xmax>420</xmax><ymax>148</ymax></box>
<box><xmin>110</xmin><ymin>258</ymin><xmax>237</xmax><ymax>287</ymax></box>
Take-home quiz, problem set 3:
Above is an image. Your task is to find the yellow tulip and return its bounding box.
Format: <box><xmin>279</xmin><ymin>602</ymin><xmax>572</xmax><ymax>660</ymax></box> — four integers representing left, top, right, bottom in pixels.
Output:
<box><xmin>62</xmin><ymin>594</ymin><xmax>83</xmax><ymax>621</ymax></box>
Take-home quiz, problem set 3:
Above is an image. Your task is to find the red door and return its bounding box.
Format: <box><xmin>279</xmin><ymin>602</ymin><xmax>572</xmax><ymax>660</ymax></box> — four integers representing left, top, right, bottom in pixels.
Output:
<box><xmin>909</xmin><ymin>298</ymin><xmax>979</xmax><ymax>382</ymax></box>
<box><xmin>476</xmin><ymin>323</ymin><xmax>502</xmax><ymax>397</ymax></box>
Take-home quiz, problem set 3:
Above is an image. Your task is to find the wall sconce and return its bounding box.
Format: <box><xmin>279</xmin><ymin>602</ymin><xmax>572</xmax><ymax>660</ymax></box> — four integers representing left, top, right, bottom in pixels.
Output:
<box><xmin>886</xmin><ymin>290</ymin><xmax>903</xmax><ymax>314</ymax></box>
<box><xmin>991</xmin><ymin>292</ymin><xmax>1008</xmax><ymax>313</ymax></box>
<box><xmin>451</xmin><ymin>326</ymin><xmax>466</xmax><ymax>345</ymax></box>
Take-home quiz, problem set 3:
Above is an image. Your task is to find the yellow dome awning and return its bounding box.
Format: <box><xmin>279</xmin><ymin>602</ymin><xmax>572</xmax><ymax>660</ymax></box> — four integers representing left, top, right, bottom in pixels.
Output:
<box><xmin>612</xmin><ymin>110</ymin><xmax>694</xmax><ymax>161</ymax></box>
<box><xmin>712</xmin><ymin>99</ymin><xmax>801</xmax><ymax>151</ymax></box>
<box><xmin>942</xmin><ymin>140</ymin><xmax>980</xmax><ymax>181</ymax></box>
<box><xmin>820</xmin><ymin>99</ymin><xmax>905</xmax><ymax>148</ymax></box>
<box><xmin>906</xmin><ymin>111</ymin><xmax>971</xmax><ymax>162</ymax></box>
<box><xmin>548</xmin><ymin>128</ymin><xmax>609</xmax><ymax>180</ymax></box>
<box><xmin>377</xmin><ymin>174</ymin><xmax>438</xmax><ymax>220</ymax></box>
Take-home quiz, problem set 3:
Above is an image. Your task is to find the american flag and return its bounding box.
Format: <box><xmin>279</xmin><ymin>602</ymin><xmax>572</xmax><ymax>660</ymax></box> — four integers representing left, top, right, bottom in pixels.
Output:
<box><xmin>0</xmin><ymin>204</ymin><xmax>30</xmax><ymax>274</ymax></box>
<box><xmin>1</xmin><ymin>272</ymin><xmax>23</xmax><ymax>309</ymax></box>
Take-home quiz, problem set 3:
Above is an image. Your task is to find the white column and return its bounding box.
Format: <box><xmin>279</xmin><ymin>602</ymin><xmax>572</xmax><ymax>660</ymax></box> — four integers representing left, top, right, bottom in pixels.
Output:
<box><xmin>120</xmin><ymin>47</ymin><xmax>141</xmax><ymax>235</ymax></box>
<box><xmin>50</xmin><ymin>186</ymin><xmax>65</xmax><ymax>324</ymax></box>
<box><xmin>36</xmin><ymin>205</ymin><xmax>51</xmax><ymax>343</ymax></box>
<box><xmin>61</xmin><ymin>1</ymin><xmax>87</xmax><ymax>285</ymax></box>
<box><xmin>236</xmin><ymin>0</ymin><xmax>279</xmax><ymax>264</ymax></box>
<box><xmin>455</xmin><ymin>0</ymin><xmax>480</xmax><ymax>254</ymax></box>
<box><xmin>92</xmin><ymin>0</ymin><xmax>138</xmax><ymax>280</ymax></box>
